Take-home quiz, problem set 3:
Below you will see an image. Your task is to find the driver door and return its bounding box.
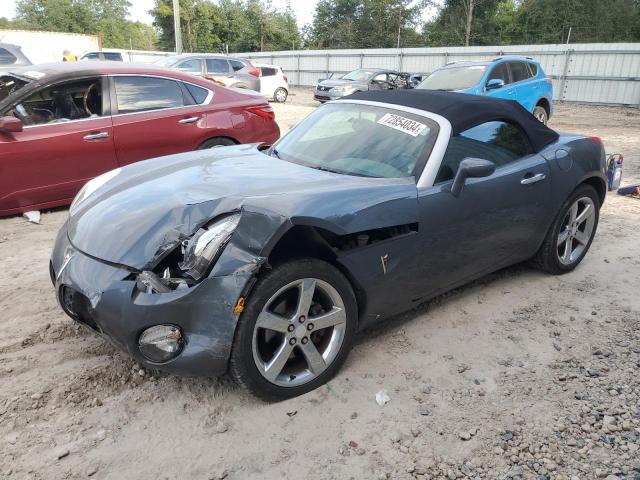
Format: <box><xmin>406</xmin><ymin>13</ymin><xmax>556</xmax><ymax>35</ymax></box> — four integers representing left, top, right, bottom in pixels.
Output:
<box><xmin>0</xmin><ymin>76</ymin><xmax>117</xmax><ymax>214</ymax></box>
<box><xmin>413</xmin><ymin>120</ymin><xmax>551</xmax><ymax>300</ymax></box>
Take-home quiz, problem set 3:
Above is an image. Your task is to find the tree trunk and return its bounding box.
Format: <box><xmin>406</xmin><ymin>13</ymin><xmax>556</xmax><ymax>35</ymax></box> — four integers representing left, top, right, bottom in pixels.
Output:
<box><xmin>464</xmin><ymin>0</ymin><xmax>474</xmax><ymax>46</ymax></box>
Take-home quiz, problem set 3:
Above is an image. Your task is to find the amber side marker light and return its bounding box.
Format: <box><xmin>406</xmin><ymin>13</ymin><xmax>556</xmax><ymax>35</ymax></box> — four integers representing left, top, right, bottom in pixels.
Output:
<box><xmin>234</xmin><ymin>297</ymin><xmax>245</xmax><ymax>314</ymax></box>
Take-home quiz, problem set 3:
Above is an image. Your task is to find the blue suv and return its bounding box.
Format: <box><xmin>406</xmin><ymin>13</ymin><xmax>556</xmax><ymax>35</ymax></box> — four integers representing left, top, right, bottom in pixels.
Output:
<box><xmin>417</xmin><ymin>56</ymin><xmax>553</xmax><ymax>124</ymax></box>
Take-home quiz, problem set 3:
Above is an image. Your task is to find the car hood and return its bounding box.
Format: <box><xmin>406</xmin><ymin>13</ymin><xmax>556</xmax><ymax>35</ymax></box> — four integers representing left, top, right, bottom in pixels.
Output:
<box><xmin>318</xmin><ymin>79</ymin><xmax>368</xmax><ymax>89</ymax></box>
<box><xmin>68</xmin><ymin>144</ymin><xmax>418</xmax><ymax>270</ymax></box>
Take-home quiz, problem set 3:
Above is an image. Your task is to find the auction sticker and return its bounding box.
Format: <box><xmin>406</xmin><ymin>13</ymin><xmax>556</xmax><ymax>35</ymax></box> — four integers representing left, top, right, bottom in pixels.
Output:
<box><xmin>377</xmin><ymin>113</ymin><xmax>426</xmax><ymax>137</ymax></box>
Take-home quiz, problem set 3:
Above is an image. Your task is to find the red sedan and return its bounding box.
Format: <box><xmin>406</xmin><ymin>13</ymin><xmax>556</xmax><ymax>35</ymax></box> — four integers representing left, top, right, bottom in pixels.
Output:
<box><xmin>0</xmin><ymin>62</ymin><xmax>280</xmax><ymax>216</ymax></box>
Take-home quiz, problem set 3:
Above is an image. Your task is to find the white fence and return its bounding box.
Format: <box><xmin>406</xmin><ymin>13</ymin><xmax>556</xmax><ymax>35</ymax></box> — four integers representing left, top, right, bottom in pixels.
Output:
<box><xmin>236</xmin><ymin>43</ymin><xmax>640</xmax><ymax>106</ymax></box>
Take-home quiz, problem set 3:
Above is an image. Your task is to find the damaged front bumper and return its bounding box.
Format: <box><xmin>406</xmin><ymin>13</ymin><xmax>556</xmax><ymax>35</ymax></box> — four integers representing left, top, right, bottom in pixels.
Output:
<box><xmin>50</xmin><ymin>220</ymin><xmax>255</xmax><ymax>376</ymax></box>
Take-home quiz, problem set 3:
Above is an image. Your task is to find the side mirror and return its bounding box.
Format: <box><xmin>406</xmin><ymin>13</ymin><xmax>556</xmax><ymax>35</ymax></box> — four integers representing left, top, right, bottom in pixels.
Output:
<box><xmin>0</xmin><ymin>116</ymin><xmax>23</xmax><ymax>133</ymax></box>
<box><xmin>450</xmin><ymin>158</ymin><xmax>496</xmax><ymax>197</ymax></box>
<box><xmin>486</xmin><ymin>78</ymin><xmax>505</xmax><ymax>91</ymax></box>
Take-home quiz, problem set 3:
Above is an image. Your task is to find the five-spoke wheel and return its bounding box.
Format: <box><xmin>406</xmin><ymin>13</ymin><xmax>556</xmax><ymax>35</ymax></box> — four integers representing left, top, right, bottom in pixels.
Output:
<box><xmin>230</xmin><ymin>259</ymin><xmax>356</xmax><ymax>401</ymax></box>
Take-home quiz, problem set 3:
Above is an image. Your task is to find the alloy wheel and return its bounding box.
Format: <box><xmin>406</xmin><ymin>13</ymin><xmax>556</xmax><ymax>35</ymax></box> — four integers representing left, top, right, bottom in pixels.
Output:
<box><xmin>275</xmin><ymin>88</ymin><xmax>287</xmax><ymax>102</ymax></box>
<box><xmin>252</xmin><ymin>278</ymin><xmax>346</xmax><ymax>387</ymax></box>
<box><xmin>557</xmin><ymin>196</ymin><xmax>596</xmax><ymax>265</ymax></box>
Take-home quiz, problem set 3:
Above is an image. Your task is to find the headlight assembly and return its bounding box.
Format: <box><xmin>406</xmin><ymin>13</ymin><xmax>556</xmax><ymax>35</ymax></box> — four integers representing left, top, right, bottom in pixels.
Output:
<box><xmin>179</xmin><ymin>213</ymin><xmax>241</xmax><ymax>281</ymax></box>
<box><xmin>136</xmin><ymin>212</ymin><xmax>241</xmax><ymax>294</ymax></box>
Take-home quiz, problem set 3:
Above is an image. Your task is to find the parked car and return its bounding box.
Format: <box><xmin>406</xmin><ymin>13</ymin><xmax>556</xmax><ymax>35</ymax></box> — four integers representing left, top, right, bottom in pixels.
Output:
<box><xmin>314</xmin><ymin>68</ymin><xmax>413</xmax><ymax>102</ymax></box>
<box><xmin>79</xmin><ymin>51</ymin><xmax>123</xmax><ymax>62</ymax></box>
<box><xmin>255</xmin><ymin>63</ymin><xmax>289</xmax><ymax>102</ymax></box>
<box><xmin>0</xmin><ymin>62</ymin><xmax>279</xmax><ymax>216</ymax></box>
<box><xmin>50</xmin><ymin>89</ymin><xmax>606</xmax><ymax>400</ymax></box>
<box><xmin>0</xmin><ymin>43</ymin><xmax>32</xmax><ymax>72</ymax></box>
<box><xmin>417</xmin><ymin>56</ymin><xmax>553</xmax><ymax>124</ymax></box>
<box><xmin>156</xmin><ymin>54</ymin><xmax>261</xmax><ymax>92</ymax></box>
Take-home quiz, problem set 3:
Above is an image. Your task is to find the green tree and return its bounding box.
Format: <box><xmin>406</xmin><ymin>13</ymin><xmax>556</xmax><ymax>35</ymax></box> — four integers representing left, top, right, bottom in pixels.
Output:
<box><xmin>151</xmin><ymin>0</ymin><xmax>301</xmax><ymax>53</ymax></box>
<box><xmin>13</xmin><ymin>0</ymin><xmax>159</xmax><ymax>49</ymax></box>
<box><xmin>307</xmin><ymin>0</ymin><xmax>428</xmax><ymax>49</ymax></box>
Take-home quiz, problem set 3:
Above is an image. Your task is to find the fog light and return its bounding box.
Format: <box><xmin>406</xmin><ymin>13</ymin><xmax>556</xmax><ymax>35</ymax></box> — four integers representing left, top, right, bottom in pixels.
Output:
<box><xmin>138</xmin><ymin>325</ymin><xmax>184</xmax><ymax>363</ymax></box>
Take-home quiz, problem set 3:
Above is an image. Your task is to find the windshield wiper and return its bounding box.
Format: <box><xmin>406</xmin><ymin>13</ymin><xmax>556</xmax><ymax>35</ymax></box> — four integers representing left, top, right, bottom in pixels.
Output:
<box><xmin>270</xmin><ymin>148</ymin><xmax>281</xmax><ymax>159</ymax></box>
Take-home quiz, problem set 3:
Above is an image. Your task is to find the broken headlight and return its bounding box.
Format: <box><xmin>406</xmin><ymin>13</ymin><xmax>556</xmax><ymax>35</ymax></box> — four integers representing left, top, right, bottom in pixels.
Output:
<box><xmin>137</xmin><ymin>213</ymin><xmax>241</xmax><ymax>294</ymax></box>
<box><xmin>179</xmin><ymin>213</ymin><xmax>241</xmax><ymax>281</ymax></box>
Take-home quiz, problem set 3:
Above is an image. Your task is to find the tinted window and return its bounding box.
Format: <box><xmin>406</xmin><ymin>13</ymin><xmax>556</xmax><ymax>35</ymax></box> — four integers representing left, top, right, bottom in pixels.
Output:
<box><xmin>435</xmin><ymin>121</ymin><xmax>533</xmax><ymax>183</ymax></box>
<box><xmin>10</xmin><ymin>78</ymin><xmax>103</xmax><ymax>126</ymax></box>
<box><xmin>0</xmin><ymin>48</ymin><xmax>17</xmax><ymax>65</ymax></box>
<box><xmin>185</xmin><ymin>83</ymin><xmax>209</xmax><ymax>104</ymax></box>
<box><xmin>177</xmin><ymin>59</ymin><xmax>201</xmax><ymax>73</ymax></box>
<box><xmin>103</xmin><ymin>52</ymin><xmax>123</xmax><ymax>61</ymax></box>
<box><xmin>527</xmin><ymin>63</ymin><xmax>538</xmax><ymax>76</ymax></box>
<box><xmin>83</xmin><ymin>52</ymin><xmax>100</xmax><ymax>61</ymax></box>
<box><xmin>509</xmin><ymin>62</ymin><xmax>531</xmax><ymax>83</ymax></box>
<box><xmin>418</xmin><ymin>65</ymin><xmax>487</xmax><ymax>91</ymax></box>
<box><xmin>260</xmin><ymin>67</ymin><xmax>278</xmax><ymax>77</ymax></box>
<box><xmin>206</xmin><ymin>58</ymin><xmax>230</xmax><ymax>73</ymax></box>
<box><xmin>114</xmin><ymin>76</ymin><xmax>184</xmax><ymax>113</ymax></box>
<box><xmin>487</xmin><ymin>63</ymin><xmax>510</xmax><ymax>84</ymax></box>
<box><xmin>229</xmin><ymin>59</ymin><xmax>245</xmax><ymax>72</ymax></box>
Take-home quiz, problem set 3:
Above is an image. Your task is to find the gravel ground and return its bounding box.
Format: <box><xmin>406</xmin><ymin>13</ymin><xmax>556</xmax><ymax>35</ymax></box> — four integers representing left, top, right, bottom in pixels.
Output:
<box><xmin>1</xmin><ymin>89</ymin><xmax>639</xmax><ymax>480</ymax></box>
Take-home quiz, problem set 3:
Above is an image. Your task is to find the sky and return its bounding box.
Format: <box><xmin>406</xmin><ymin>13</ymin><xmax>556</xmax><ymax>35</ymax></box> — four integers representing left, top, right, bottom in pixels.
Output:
<box><xmin>3</xmin><ymin>0</ymin><xmax>318</xmax><ymax>27</ymax></box>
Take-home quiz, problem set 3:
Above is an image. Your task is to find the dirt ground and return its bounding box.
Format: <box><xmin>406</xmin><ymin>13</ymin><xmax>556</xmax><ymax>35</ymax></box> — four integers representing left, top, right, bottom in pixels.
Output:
<box><xmin>1</xmin><ymin>89</ymin><xmax>639</xmax><ymax>480</ymax></box>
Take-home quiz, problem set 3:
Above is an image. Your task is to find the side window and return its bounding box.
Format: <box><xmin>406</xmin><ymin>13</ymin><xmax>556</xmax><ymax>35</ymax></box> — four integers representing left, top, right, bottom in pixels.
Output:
<box><xmin>0</xmin><ymin>48</ymin><xmax>17</xmax><ymax>65</ymax></box>
<box><xmin>229</xmin><ymin>59</ymin><xmax>245</xmax><ymax>72</ymax></box>
<box><xmin>527</xmin><ymin>63</ymin><xmax>538</xmax><ymax>77</ymax></box>
<box><xmin>435</xmin><ymin>121</ymin><xmax>533</xmax><ymax>183</ymax></box>
<box><xmin>9</xmin><ymin>78</ymin><xmax>103</xmax><ymax>126</ymax></box>
<box><xmin>260</xmin><ymin>67</ymin><xmax>277</xmax><ymax>77</ymax></box>
<box><xmin>487</xmin><ymin>63</ymin><xmax>510</xmax><ymax>84</ymax></box>
<box><xmin>372</xmin><ymin>73</ymin><xmax>388</xmax><ymax>82</ymax></box>
<box><xmin>206</xmin><ymin>59</ymin><xmax>230</xmax><ymax>74</ymax></box>
<box><xmin>83</xmin><ymin>52</ymin><xmax>100</xmax><ymax>61</ymax></box>
<box><xmin>184</xmin><ymin>83</ymin><xmax>209</xmax><ymax>104</ymax></box>
<box><xmin>177</xmin><ymin>59</ymin><xmax>202</xmax><ymax>73</ymax></box>
<box><xmin>114</xmin><ymin>76</ymin><xmax>184</xmax><ymax>114</ymax></box>
<box><xmin>104</xmin><ymin>52</ymin><xmax>123</xmax><ymax>62</ymax></box>
<box><xmin>509</xmin><ymin>62</ymin><xmax>531</xmax><ymax>83</ymax></box>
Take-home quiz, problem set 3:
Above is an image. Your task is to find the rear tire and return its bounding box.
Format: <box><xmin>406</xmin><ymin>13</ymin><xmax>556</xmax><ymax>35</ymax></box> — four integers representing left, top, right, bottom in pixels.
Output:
<box><xmin>274</xmin><ymin>88</ymin><xmax>288</xmax><ymax>103</ymax></box>
<box><xmin>531</xmin><ymin>184</ymin><xmax>599</xmax><ymax>275</ymax></box>
<box><xmin>533</xmin><ymin>105</ymin><xmax>548</xmax><ymax>124</ymax></box>
<box><xmin>229</xmin><ymin>258</ymin><xmax>357</xmax><ymax>401</ymax></box>
<box><xmin>197</xmin><ymin>137</ymin><xmax>236</xmax><ymax>149</ymax></box>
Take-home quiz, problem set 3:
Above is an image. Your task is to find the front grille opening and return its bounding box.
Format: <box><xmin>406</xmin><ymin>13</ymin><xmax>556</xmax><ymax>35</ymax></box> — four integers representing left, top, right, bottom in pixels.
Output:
<box><xmin>59</xmin><ymin>286</ymin><xmax>100</xmax><ymax>332</ymax></box>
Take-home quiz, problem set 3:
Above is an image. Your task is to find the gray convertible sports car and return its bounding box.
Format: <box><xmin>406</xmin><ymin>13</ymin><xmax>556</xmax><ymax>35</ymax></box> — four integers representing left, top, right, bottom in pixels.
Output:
<box><xmin>51</xmin><ymin>90</ymin><xmax>606</xmax><ymax>400</ymax></box>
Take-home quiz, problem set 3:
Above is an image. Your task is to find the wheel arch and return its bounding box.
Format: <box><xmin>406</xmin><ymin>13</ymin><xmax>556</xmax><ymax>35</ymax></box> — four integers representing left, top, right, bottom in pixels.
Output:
<box><xmin>260</xmin><ymin>224</ymin><xmax>367</xmax><ymax>326</ymax></box>
<box><xmin>579</xmin><ymin>174</ymin><xmax>606</xmax><ymax>206</ymax></box>
<box><xmin>197</xmin><ymin>135</ymin><xmax>239</xmax><ymax>149</ymax></box>
<box><xmin>536</xmin><ymin>97</ymin><xmax>551</xmax><ymax>116</ymax></box>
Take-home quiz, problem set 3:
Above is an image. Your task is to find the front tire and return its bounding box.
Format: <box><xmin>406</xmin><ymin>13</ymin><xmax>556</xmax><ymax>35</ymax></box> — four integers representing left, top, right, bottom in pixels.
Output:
<box><xmin>229</xmin><ymin>258</ymin><xmax>357</xmax><ymax>401</ymax></box>
<box><xmin>531</xmin><ymin>184</ymin><xmax>600</xmax><ymax>274</ymax></box>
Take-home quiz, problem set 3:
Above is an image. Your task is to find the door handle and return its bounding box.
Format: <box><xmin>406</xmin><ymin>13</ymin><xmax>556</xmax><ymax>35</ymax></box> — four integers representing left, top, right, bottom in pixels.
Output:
<box><xmin>521</xmin><ymin>173</ymin><xmax>546</xmax><ymax>185</ymax></box>
<box><xmin>179</xmin><ymin>116</ymin><xmax>200</xmax><ymax>124</ymax></box>
<box><xmin>83</xmin><ymin>131</ymin><xmax>109</xmax><ymax>141</ymax></box>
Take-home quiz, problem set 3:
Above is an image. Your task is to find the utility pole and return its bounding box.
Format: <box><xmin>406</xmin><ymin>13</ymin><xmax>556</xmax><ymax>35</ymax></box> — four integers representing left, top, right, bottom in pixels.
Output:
<box><xmin>172</xmin><ymin>0</ymin><xmax>183</xmax><ymax>54</ymax></box>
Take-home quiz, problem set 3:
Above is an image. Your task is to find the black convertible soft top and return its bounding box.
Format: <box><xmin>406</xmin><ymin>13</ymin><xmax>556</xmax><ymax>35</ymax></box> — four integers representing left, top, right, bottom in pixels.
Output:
<box><xmin>343</xmin><ymin>89</ymin><xmax>559</xmax><ymax>152</ymax></box>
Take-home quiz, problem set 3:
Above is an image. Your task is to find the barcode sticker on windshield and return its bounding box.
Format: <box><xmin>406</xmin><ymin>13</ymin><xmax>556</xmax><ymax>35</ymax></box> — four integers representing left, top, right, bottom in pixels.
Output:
<box><xmin>377</xmin><ymin>113</ymin><xmax>426</xmax><ymax>137</ymax></box>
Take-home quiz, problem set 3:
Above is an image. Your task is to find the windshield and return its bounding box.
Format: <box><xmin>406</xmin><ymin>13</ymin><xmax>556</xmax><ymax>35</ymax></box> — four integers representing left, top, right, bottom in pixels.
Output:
<box><xmin>417</xmin><ymin>65</ymin><xmax>487</xmax><ymax>91</ymax></box>
<box><xmin>271</xmin><ymin>103</ymin><xmax>438</xmax><ymax>178</ymax></box>
<box><xmin>0</xmin><ymin>75</ymin><xmax>29</xmax><ymax>103</ymax></box>
<box><xmin>155</xmin><ymin>56</ymin><xmax>182</xmax><ymax>67</ymax></box>
<box><xmin>341</xmin><ymin>69</ymin><xmax>376</xmax><ymax>82</ymax></box>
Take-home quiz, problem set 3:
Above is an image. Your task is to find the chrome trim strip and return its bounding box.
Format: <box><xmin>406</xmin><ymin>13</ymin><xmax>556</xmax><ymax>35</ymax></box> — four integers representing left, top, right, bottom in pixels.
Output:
<box><xmin>328</xmin><ymin>99</ymin><xmax>452</xmax><ymax>189</ymax></box>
